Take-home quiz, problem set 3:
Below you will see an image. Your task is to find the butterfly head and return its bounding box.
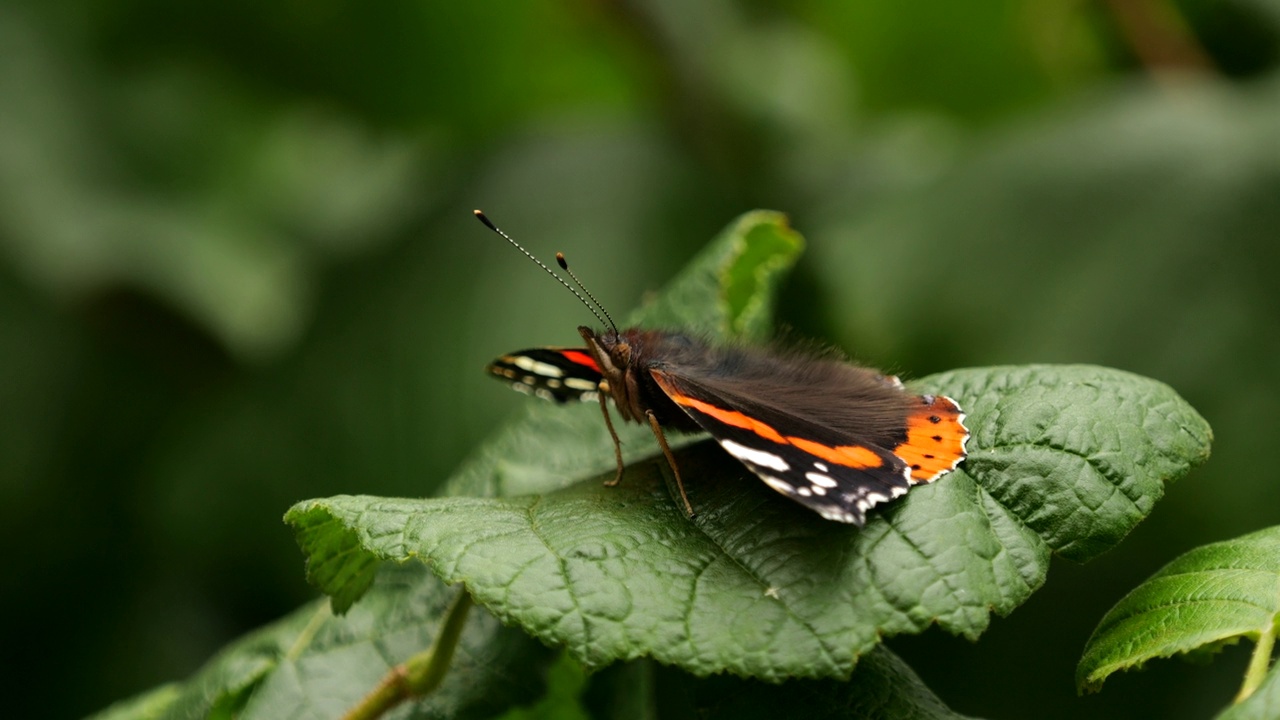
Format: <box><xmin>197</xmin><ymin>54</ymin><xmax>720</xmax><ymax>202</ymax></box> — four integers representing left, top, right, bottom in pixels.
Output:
<box><xmin>582</xmin><ymin>325</ymin><xmax>658</xmax><ymax>421</ymax></box>
<box><xmin>580</xmin><ymin>326</ymin><xmax>632</xmax><ymax>369</ymax></box>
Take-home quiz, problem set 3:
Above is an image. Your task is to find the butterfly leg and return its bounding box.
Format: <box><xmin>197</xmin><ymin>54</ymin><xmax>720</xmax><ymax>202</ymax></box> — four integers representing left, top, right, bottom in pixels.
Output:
<box><xmin>646</xmin><ymin>410</ymin><xmax>696</xmax><ymax>518</ymax></box>
<box><xmin>597</xmin><ymin>391</ymin><xmax>626</xmax><ymax>487</ymax></box>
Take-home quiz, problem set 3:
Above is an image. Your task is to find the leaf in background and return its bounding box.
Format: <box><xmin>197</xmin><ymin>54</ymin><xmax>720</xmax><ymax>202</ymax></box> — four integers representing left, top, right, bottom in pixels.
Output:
<box><xmin>1078</xmin><ymin>526</ymin><xmax>1280</xmax><ymax>699</ymax></box>
<box><xmin>288</xmin><ymin>361</ymin><xmax>1210</xmax><ymax>679</ymax></box>
<box><xmin>87</xmin><ymin>565</ymin><xmax>553</xmax><ymax>720</ymax></box>
<box><xmin>494</xmin><ymin>653</ymin><xmax>591</xmax><ymax>720</ymax></box>
<box><xmin>577</xmin><ymin>647</ymin><xmax>977</xmax><ymax>720</ymax></box>
<box><xmin>86</xmin><ymin>684</ymin><xmax>181</xmax><ymax>720</ymax></box>
<box><xmin>0</xmin><ymin>9</ymin><xmax>430</xmax><ymax>361</ymax></box>
<box><xmin>686</xmin><ymin>646</ymin><xmax>978</xmax><ymax>719</ymax></box>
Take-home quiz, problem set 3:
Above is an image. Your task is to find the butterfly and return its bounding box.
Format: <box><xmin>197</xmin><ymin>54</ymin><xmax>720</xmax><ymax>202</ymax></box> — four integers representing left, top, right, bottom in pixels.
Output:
<box><xmin>477</xmin><ymin>211</ymin><xmax>968</xmax><ymax>526</ymax></box>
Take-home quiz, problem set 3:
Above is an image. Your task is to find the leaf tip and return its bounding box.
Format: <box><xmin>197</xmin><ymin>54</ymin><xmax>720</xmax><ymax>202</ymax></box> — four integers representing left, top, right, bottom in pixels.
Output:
<box><xmin>285</xmin><ymin>498</ymin><xmax>382</xmax><ymax>614</ymax></box>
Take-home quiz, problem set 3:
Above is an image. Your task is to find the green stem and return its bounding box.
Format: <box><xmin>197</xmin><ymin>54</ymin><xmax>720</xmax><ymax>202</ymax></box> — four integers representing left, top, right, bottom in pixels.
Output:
<box><xmin>1236</xmin><ymin>618</ymin><xmax>1277</xmax><ymax>703</ymax></box>
<box><xmin>284</xmin><ymin>602</ymin><xmax>331</xmax><ymax>661</ymax></box>
<box><xmin>340</xmin><ymin>588</ymin><xmax>475</xmax><ymax>720</ymax></box>
<box><xmin>404</xmin><ymin>590</ymin><xmax>475</xmax><ymax>694</ymax></box>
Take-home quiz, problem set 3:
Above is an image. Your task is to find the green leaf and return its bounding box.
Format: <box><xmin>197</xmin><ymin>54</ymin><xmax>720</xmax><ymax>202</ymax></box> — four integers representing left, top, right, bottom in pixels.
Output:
<box><xmin>91</xmin><ymin>565</ymin><xmax>553</xmax><ymax>720</ymax></box>
<box><xmin>85</xmin><ymin>684</ymin><xmax>182</xmax><ymax>720</ymax></box>
<box><xmin>628</xmin><ymin>209</ymin><xmax>802</xmax><ymax>340</ymax></box>
<box><xmin>1078</xmin><ymin>526</ymin><xmax>1280</xmax><ymax>697</ymax></box>
<box><xmin>494</xmin><ymin>653</ymin><xmax>591</xmax><ymax>720</ymax></box>
<box><xmin>288</xmin><ymin>362</ymin><xmax>1210</xmax><ymax>681</ymax></box>
<box><xmin>493</xmin><ymin>646</ymin><xmax>977</xmax><ymax>720</ymax></box>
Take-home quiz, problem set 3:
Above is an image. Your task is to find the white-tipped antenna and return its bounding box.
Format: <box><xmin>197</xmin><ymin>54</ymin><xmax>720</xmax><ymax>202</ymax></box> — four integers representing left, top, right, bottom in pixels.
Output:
<box><xmin>555</xmin><ymin>252</ymin><xmax>618</xmax><ymax>334</ymax></box>
<box><xmin>474</xmin><ymin>210</ymin><xmax>616</xmax><ymax>332</ymax></box>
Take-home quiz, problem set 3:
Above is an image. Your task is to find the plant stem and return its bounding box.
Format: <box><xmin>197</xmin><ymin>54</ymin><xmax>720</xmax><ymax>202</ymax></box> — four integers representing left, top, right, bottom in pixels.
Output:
<box><xmin>1236</xmin><ymin>618</ymin><xmax>1277</xmax><ymax>703</ymax></box>
<box><xmin>284</xmin><ymin>602</ymin><xmax>332</xmax><ymax>661</ymax></box>
<box><xmin>404</xmin><ymin>590</ymin><xmax>475</xmax><ymax>694</ymax></box>
<box><xmin>340</xmin><ymin>588</ymin><xmax>475</xmax><ymax>720</ymax></box>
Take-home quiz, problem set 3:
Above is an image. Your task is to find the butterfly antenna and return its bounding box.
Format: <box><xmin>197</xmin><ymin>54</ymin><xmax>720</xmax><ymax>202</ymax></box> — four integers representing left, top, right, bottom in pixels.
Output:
<box><xmin>474</xmin><ymin>210</ymin><xmax>612</xmax><ymax>331</ymax></box>
<box><xmin>556</xmin><ymin>252</ymin><xmax>618</xmax><ymax>334</ymax></box>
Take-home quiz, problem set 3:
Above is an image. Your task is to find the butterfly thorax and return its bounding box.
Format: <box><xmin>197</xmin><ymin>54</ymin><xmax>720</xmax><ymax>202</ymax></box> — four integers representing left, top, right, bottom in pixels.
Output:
<box><xmin>579</xmin><ymin>327</ymin><xmax>701</xmax><ymax>432</ymax></box>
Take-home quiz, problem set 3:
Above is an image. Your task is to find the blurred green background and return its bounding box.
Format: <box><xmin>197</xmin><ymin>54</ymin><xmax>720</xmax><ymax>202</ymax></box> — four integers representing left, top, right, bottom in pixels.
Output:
<box><xmin>2</xmin><ymin>0</ymin><xmax>1277</xmax><ymax>717</ymax></box>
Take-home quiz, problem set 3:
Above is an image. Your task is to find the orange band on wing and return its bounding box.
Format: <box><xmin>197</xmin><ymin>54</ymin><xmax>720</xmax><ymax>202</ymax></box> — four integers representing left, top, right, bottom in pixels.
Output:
<box><xmin>893</xmin><ymin>395</ymin><xmax>969</xmax><ymax>483</ymax></box>
<box><xmin>651</xmin><ymin>372</ymin><xmax>889</xmax><ymax>471</ymax></box>
<box><xmin>788</xmin><ymin>437</ymin><xmax>884</xmax><ymax>470</ymax></box>
<box><xmin>661</xmin><ymin>391</ymin><xmax>786</xmax><ymax>443</ymax></box>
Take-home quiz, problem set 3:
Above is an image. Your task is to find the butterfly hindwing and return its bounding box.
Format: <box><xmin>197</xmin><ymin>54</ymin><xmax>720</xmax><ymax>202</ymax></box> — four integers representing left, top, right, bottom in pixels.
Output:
<box><xmin>486</xmin><ymin>348</ymin><xmax>602</xmax><ymax>404</ymax></box>
<box><xmin>894</xmin><ymin>394</ymin><xmax>969</xmax><ymax>484</ymax></box>
<box><xmin>649</xmin><ymin>368</ymin><xmax>913</xmax><ymax>526</ymax></box>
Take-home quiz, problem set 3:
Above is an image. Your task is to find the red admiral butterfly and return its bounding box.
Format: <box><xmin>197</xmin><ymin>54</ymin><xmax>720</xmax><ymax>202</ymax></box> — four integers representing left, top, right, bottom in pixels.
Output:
<box><xmin>477</xmin><ymin>211</ymin><xmax>968</xmax><ymax>526</ymax></box>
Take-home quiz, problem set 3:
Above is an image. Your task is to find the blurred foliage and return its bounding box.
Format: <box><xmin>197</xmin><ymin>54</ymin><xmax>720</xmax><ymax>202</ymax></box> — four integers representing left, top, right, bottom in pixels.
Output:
<box><xmin>1</xmin><ymin>0</ymin><xmax>1277</xmax><ymax>718</ymax></box>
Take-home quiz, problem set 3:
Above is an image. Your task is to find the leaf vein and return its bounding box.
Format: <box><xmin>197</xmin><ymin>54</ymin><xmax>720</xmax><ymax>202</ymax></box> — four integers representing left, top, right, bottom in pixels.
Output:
<box><xmin>689</xmin><ymin>521</ymin><xmax>842</xmax><ymax>670</ymax></box>
<box><xmin>521</xmin><ymin>496</ymin><xmax>593</xmax><ymax>658</ymax></box>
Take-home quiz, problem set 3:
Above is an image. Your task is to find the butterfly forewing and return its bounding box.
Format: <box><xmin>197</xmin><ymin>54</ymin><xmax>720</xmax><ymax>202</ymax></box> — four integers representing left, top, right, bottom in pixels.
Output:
<box><xmin>487</xmin><ymin>348</ymin><xmax>602</xmax><ymax>404</ymax></box>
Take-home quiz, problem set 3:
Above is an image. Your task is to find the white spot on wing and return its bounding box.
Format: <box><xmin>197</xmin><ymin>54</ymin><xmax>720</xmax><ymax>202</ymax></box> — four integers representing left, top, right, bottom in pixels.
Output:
<box><xmin>760</xmin><ymin>475</ymin><xmax>796</xmax><ymax>494</ymax></box>
<box><xmin>813</xmin><ymin>462</ymin><xmax>828</xmax><ymax>472</ymax></box>
<box><xmin>564</xmin><ymin>377</ymin><xmax>599</xmax><ymax>391</ymax></box>
<box><xmin>721</xmin><ymin>440</ymin><xmax>790</xmax><ymax>472</ymax></box>
<box><xmin>513</xmin><ymin>356</ymin><xmax>564</xmax><ymax>378</ymax></box>
<box><xmin>805</xmin><ymin>472</ymin><xmax>837</xmax><ymax>488</ymax></box>
<box><xmin>818</xmin><ymin>507</ymin><xmax>858</xmax><ymax>523</ymax></box>
<box><xmin>863</xmin><ymin>491</ymin><xmax>891</xmax><ymax>505</ymax></box>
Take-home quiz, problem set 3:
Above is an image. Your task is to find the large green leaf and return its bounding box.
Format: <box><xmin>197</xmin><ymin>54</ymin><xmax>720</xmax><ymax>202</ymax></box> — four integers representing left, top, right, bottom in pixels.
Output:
<box><xmin>86</xmin><ymin>565</ymin><xmax>552</xmax><ymax>720</ymax></box>
<box><xmin>286</xmin><ymin>211</ymin><xmax>1209</xmax><ymax>681</ymax></box>
<box><xmin>1078</xmin><ymin>526</ymin><xmax>1280</xmax><ymax>697</ymax></box>
<box><xmin>288</xmin><ymin>358</ymin><xmax>1209</xmax><ymax>680</ymax></box>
